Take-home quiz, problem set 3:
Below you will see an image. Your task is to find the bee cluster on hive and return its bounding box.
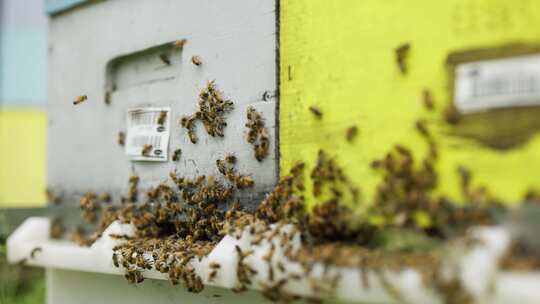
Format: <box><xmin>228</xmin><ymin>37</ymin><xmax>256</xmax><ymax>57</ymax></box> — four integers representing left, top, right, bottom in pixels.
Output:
<box><xmin>50</xmin><ymin>38</ymin><xmax>540</xmax><ymax>304</ymax></box>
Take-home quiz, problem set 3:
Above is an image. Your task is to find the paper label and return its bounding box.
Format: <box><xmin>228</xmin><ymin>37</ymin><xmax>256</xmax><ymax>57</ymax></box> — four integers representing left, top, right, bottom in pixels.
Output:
<box><xmin>125</xmin><ymin>107</ymin><xmax>170</xmax><ymax>161</ymax></box>
<box><xmin>454</xmin><ymin>54</ymin><xmax>540</xmax><ymax>113</ymax></box>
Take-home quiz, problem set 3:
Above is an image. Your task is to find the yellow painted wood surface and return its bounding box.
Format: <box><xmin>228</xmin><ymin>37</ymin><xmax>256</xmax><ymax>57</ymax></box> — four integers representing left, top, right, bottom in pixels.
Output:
<box><xmin>279</xmin><ymin>0</ymin><xmax>540</xmax><ymax>207</ymax></box>
<box><xmin>0</xmin><ymin>109</ymin><xmax>46</xmax><ymax>206</ymax></box>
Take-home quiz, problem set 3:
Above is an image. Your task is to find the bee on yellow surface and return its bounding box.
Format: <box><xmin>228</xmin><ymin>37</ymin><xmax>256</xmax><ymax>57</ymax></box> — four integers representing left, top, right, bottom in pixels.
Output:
<box><xmin>309</xmin><ymin>106</ymin><xmax>323</xmax><ymax>119</ymax></box>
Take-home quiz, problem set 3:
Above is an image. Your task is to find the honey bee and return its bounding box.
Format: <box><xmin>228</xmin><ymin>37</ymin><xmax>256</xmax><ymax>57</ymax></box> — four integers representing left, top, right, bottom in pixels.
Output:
<box><xmin>30</xmin><ymin>247</ymin><xmax>42</xmax><ymax>258</ymax></box>
<box><xmin>309</xmin><ymin>106</ymin><xmax>323</xmax><ymax>119</ymax></box>
<box><xmin>49</xmin><ymin>217</ymin><xmax>65</xmax><ymax>239</ymax></box>
<box><xmin>173</xmin><ymin>39</ymin><xmax>187</xmax><ymax>48</ymax></box>
<box><xmin>117</xmin><ymin>131</ymin><xmax>125</xmax><ymax>146</ymax></box>
<box><xmin>208</xmin><ymin>269</ymin><xmax>218</xmax><ymax>282</ymax></box>
<box><xmin>422</xmin><ymin>89</ymin><xmax>434</xmax><ymax>110</ymax></box>
<box><xmin>112</xmin><ymin>252</ymin><xmax>120</xmax><ymax>267</ymax></box>
<box><xmin>191</xmin><ymin>55</ymin><xmax>202</xmax><ymax>66</ymax></box>
<box><xmin>225</xmin><ymin>154</ymin><xmax>237</xmax><ymax>164</ymax></box>
<box><xmin>345</xmin><ymin>125</ymin><xmax>358</xmax><ymax>142</ymax></box>
<box><xmin>444</xmin><ymin>104</ymin><xmax>460</xmax><ymax>124</ymax></box>
<box><xmin>457</xmin><ymin>165</ymin><xmax>471</xmax><ymax>192</ymax></box>
<box><xmin>395</xmin><ymin>42</ymin><xmax>410</xmax><ymax>74</ymax></box>
<box><xmin>105</xmin><ymin>91</ymin><xmax>111</xmax><ymax>105</ymax></box>
<box><xmin>415</xmin><ymin>119</ymin><xmax>430</xmax><ymax>138</ymax></box>
<box><xmin>159</xmin><ymin>53</ymin><xmax>171</xmax><ymax>65</ymax></box>
<box><xmin>235</xmin><ymin>175</ymin><xmax>254</xmax><ymax>189</ymax></box>
<box><xmin>141</xmin><ymin>144</ymin><xmax>153</xmax><ymax>156</ymax></box>
<box><xmin>99</xmin><ymin>192</ymin><xmax>111</xmax><ymax>203</ymax></box>
<box><xmin>209</xmin><ymin>262</ymin><xmax>221</xmax><ymax>269</ymax></box>
<box><xmin>157</xmin><ymin>111</ymin><xmax>167</xmax><ymax>125</ymax></box>
<box><xmin>46</xmin><ymin>188</ymin><xmax>62</xmax><ymax>205</ymax></box>
<box><xmin>172</xmin><ymin>149</ymin><xmax>182</xmax><ymax>161</ymax></box>
<box><xmin>73</xmin><ymin>95</ymin><xmax>88</xmax><ymax>105</ymax></box>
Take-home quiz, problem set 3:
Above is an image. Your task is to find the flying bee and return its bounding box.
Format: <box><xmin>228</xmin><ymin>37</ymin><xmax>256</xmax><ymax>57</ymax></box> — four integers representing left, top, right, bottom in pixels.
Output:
<box><xmin>141</xmin><ymin>144</ymin><xmax>153</xmax><ymax>156</ymax></box>
<box><xmin>309</xmin><ymin>106</ymin><xmax>323</xmax><ymax>119</ymax></box>
<box><xmin>159</xmin><ymin>53</ymin><xmax>171</xmax><ymax>65</ymax></box>
<box><xmin>395</xmin><ymin>42</ymin><xmax>410</xmax><ymax>74</ymax></box>
<box><xmin>191</xmin><ymin>55</ymin><xmax>202</xmax><ymax>66</ymax></box>
<box><xmin>157</xmin><ymin>111</ymin><xmax>167</xmax><ymax>125</ymax></box>
<box><xmin>30</xmin><ymin>247</ymin><xmax>42</xmax><ymax>259</ymax></box>
<box><xmin>345</xmin><ymin>125</ymin><xmax>358</xmax><ymax>142</ymax></box>
<box><xmin>172</xmin><ymin>149</ymin><xmax>182</xmax><ymax>161</ymax></box>
<box><xmin>422</xmin><ymin>89</ymin><xmax>434</xmax><ymax>110</ymax></box>
<box><xmin>73</xmin><ymin>95</ymin><xmax>88</xmax><ymax>105</ymax></box>
<box><xmin>117</xmin><ymin>131</ymin><xmax>125</xmax><ymax>146</ymax></box>
<box><xmin>173</xmin><ymin>39</ymin><xmax>187</xmax><ymax>48</ymax></box>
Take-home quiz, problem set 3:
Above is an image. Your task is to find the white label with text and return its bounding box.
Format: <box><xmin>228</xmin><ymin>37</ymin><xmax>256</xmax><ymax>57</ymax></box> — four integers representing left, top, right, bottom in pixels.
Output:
<box><xmin>125</xmin><ymin>107</ymin><xmax>170</xmax><ymax>161</ymax></box>
<box><xmin>454</xmin><ymin>54</ymin><xmax>540</xmax><ymax>113</ymax></box>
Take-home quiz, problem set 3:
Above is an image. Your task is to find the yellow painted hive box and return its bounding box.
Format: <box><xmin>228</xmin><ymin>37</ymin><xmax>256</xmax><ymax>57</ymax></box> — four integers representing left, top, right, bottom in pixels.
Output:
<box><xmin>279</xmin><ymin>0</ymin><xmax>540</xmax><ymax>209</ymax></box>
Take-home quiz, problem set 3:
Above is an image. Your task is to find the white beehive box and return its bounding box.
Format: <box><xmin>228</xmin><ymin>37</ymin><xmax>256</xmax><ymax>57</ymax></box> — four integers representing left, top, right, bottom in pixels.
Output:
<box><xmin>47</xmin><ymin>0</ymin><xmax>278</xmax><ymax>208</ymax></box>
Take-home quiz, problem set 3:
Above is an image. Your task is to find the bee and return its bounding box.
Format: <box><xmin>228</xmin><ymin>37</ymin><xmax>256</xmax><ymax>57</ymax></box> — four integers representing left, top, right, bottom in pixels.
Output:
<box><xmin>30</xmin><ymin>247</ymin><xmax>42</xmax><ymax>258</ymax></box>
<box><xmin>159</xmin><ymin>53</ymin><xmax>171</xmax><ymax>65</ymax></box>
<box><xmin>289</xmin><ymin>273</ymin><xmax>302</xmax><ymax>281</ymax></box>
<box><xmin>73</xmin><ymin>95</ymin><xmax>88</xmax><ymax>105</ymax></box>
<box><xmin>457</xmin><ymin>165</ymin><xmax>471</xmax><ymax>192</ymax></box>
<box><xmin>208</xmin><ymin>270</ymin><xmax>218</xmax><ymax>282</ymax></box>
<box><xmin>99</xmin><ymin>192</ymin><xmax>111</xmax><ymax>203</ymax></box>
<box><xmin>157</xmin><ymin>111</ymin><xmax>167</xmax><ymax>125</ymax></box>
<box><xmin>444</xmin><ymin>104</ymin><xmax>460</xmax><ymax>124</ymax></box>
<box><xmin>209</xmin><ymin>262</ymin><xmax>221</xmax><ymax>269</ymax></box>
<box><xmin>49</xmin><ymin>217</ymin><xmax>65</xmax><ymax>239</ymax></box>
<box><xmin>345</xmin><ymin>125</ymin><xmax>358</xmax><ymax>142</ymax></box>
<box><xmin>422</xmin><ymin>89</ymin><xmax>434</xmax><ymax>110</ymax></box>
<box><xmin>309</xmin><ymin>106</ymin><xmax>323</xmax><ymax>119</ymax></box>
<box><xmin>141</xmin><ymin>144</ymin><xmax>153</xmax><ymax>156</ymax></box>
<box><xmin>191</xmin><ymin>55</ymin><xmax>202</xmax><ymax>66</ymax></box>
<box><xmin>172</xmin><ymin>149</ymin><xmax>182</xmax><ymax>161</ymax></box>
<box><xmin>225</xmin><ymin>153</ymin><xmax>237</xmax><ymax>164</ymax></box>
<box><xmin>112</xmin><ymin>252</ymin><xmax>120</xmax><ymax>267</ymax></box>
<box><xmin>415</xmin><ymin>119</ymin><xmax>430</xmax><ymax>138</ymax></box>
<box><xmin>46</xmin><ymin>188</ymin><xmax>62</xmax><ymax>205</ymax></box>
<box><xmin>173</xmin><ymin>39</ymin><xmax>187</xmax><ymax>48</ymax></box>
<box><xmin>117</xmin><ymin>131</ymin><xmax>125</xmax><ymax>146</ymax></box>
<box><xmin>105</xmin><ymin>91</ymin><xmax>111</xmax><ymax>105</ymax></box>
<box><xmin>395</xmin><ymin>42</ymin><xmax>410</xmax><ymax>74</ymax></box>
<box><xmin>235</xmin><ymin>175</ymin><xmax>254</xmax><ymax>189</ymax></box>
<box><xmin>288</xmin><ymin>65</ymin><xmax>293</xmax><ymax>81</ymax></box>
<box><xmin>263</xmin><ymin>243</ymin><xmax>275</xmax><ymax>262</ymax></box>
<box><xmin>188</xmin><ymin>129</ymin><xmax>198</xmax><ymax>143</ymax></box>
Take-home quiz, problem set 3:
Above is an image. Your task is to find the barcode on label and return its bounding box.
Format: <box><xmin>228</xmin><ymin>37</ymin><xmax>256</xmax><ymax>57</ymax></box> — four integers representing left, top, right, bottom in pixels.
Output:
<box><xmin>130</xmin><ymin>135</ymin><xmax>161</xmax><ymax>148</ymax></box>
<box><xmin>455</xmin><ymin>54</ymin><xmax>540</xmax><ymax>113</ymax></box>
<box><xmin>130</xmin><ymin>112</ymin><xmax>158</xmax><ymax>126</ymax></box>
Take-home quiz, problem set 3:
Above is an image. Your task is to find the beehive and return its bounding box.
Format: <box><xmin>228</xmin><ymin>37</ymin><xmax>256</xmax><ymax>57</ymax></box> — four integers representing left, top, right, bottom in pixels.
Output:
<box><xmin>280</xmin><ymin>0</ymin><xmax>540</xmax><ymax>207</ymax></box>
